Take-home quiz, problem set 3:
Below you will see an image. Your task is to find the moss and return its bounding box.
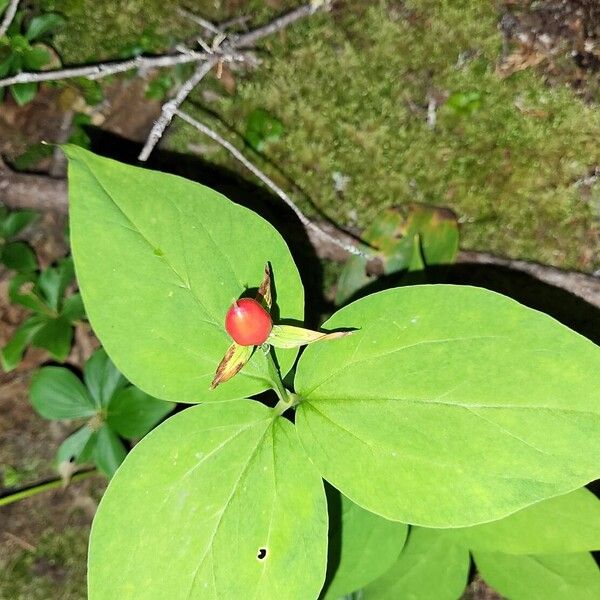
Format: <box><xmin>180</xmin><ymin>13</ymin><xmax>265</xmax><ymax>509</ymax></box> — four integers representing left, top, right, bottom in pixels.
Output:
<box><xmin>28</xmin><ymin>0</ymin><xmax>600</xmax><ymax>271</ymax></box>
<box><xmin>0</xmin><ymin>528</ymin><xmax>88</xmax><ymax>600</ymax></box>
<box><xmin>35</xmin><ymin>0</ymin><xmax>297</xmax><ymax>61</ymax></box>
<box><xmin>169</xmin><ymin>0</ymin><xmax>600</xmax><ymax>270</ymax></box>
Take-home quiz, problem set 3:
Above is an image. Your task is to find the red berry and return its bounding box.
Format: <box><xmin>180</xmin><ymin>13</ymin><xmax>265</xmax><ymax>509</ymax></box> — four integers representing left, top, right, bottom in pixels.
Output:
<box><xmin>225</xmin><ymin>298</ymin><xmax>272</xmax><ymax>346</ymax></box>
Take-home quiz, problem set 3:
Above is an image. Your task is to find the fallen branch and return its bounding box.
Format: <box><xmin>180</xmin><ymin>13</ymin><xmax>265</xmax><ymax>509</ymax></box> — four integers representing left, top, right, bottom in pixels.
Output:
<box><xmin>138</xmin><ymin>58</ymin><xmax>218</xmax><ymax>161</ymax></box>
<box><xmin>138</xmin><ymin>1</ymin><xmax>332</xmax><ymax>162</ymax></box>
<box><xmin>232</xmin><ymin>2</ymin><xmax>328</xmax><ymax>49</ymax></box>
<box><xmin>175</xmin><ymin>108</ymin><xmax>365</xmax><ymax>258</ymax></box>
<box><xmin>2</xmin><ymin>164</ymin><xmax>599</xmax><ymax>308</ymax></box>
<box><xmin>0</xmin><ymin>468</ymin><xmax>98</xmax><ymax>508</ymax></box>
<box><xmin>0</xmin><ymin>0</ymin><xmax>19</xmax><ymax>38</ymax></box>
<box><xmin>0</xmin><ymin>51</ymin><xmax>219</xmax><ymax>88</ymax></box>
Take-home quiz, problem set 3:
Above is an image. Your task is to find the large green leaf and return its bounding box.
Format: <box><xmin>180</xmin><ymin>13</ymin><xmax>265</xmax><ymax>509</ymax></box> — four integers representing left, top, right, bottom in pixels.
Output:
<box><xmin>322</xmin><ymin>491</ymin><xmax>408</xmax><ymax>599</ymax></box>
<box><xmin>448</xmin><ymin>488</ymin><xmax>600</xmax><ymax>554</ymax></box>
<box><xmin>363</xmin><ymin>528</ymin><xmax>470</xmax><ymax>600</ymax></box>
<box><xmin>29</xmin><ymin>366</ymin><xmax>96</xmax><ymax>419</ymax></box>
<box><xmin>65</xmin><ymin>146</ymin><xmax>304</xmax><ymax>403</ymax></box>
<box><xmin>474</xmin><ymin>551</ymin><xmax>600</xmax><ymax>600</ymax></box>
<box><xmin>295</xmin><ymin>285</ymin><xmax>600</xmax><ymax>526</ymax></box>
<box><xmin>88</xmin><ymin>401</ymin><xmax>328</xmax><ymax>599</ymax></box>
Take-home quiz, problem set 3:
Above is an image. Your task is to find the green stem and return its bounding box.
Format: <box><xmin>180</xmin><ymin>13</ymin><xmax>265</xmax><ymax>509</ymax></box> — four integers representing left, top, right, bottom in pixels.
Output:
<box><xmin>0</xmin><ymin>469</ymin><xmax>98</xmax><ymax>508</ymax></box>
<box><xmin>273</xmin><ymin>392</ymin><xmax>301</xmax><ymax>417</ymax></box>
<box><xmin>263</xmin><ymin>347</ymin><xmax>301</xmax><ymax>416</ymax></box>
<box><xmin>265</xmin><ymin>347</ymin><xmax>289</xmax><ymax>404</ymax></box>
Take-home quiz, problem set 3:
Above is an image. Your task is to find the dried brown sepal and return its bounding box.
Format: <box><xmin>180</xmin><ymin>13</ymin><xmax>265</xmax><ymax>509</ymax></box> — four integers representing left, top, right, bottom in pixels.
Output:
<box><xmin>210</xmin><ymin>342</ymin><xmax>253</xmax><ymax>389</ymax></box>
<box><xmin>255</xmin><ymin>262</ymin><xmax>272</xmax><ymax>311</ymax></box>
<box><xmin>267</xmin><ymin>324</ymin><xmax>353</xmax><ymax>349</ymax></box>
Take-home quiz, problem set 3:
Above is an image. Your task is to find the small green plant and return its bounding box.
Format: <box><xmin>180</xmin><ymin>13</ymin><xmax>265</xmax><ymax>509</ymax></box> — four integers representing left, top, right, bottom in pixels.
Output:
<box><xmin>0</xmin><ymin>204</ymin><xmax>37</xmax><ymax>272</ymax></box>
<box><xmin>62</xmin><ymin>146</ymin><xmax>600</xmax><ymax>599</ymax></box>
<box><xmin>245</xmin><ymin>108</ymin><xmax>284</xmax><ymax>152</ymax></box>
<box><xmin>0</xmin><ymin>4</ymin><xmax>65</xmax><ymax>104</ymax></box>
<box><xmin>335</xmin><ymin>203</ymin><xmax>459</xmax><ymax>305</ymax></box>
<box><xmin>29</xmin><ymin>348</ymin><xmax>173</xmax><ymax>478</ymax></box>
<box><xmin>1</xmin><ymin>256</ymin><xmax>84</xmax><ymax>370</ymax></box>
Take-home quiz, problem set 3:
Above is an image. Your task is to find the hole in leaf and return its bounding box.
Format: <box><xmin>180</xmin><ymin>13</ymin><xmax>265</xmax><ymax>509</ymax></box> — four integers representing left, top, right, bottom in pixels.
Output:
<box><xmin>257</xmin><ymin>547</ymin><xmax>267</xmax><ymax>560</ymax></box>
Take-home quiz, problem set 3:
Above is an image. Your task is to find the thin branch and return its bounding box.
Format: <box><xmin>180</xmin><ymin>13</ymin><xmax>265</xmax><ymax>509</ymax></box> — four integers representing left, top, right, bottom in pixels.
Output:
<box><xmin>138</xmin><ymin>57</ymin><xmax>218</xmax><ymax>161</ymax></box>
<box><xmin>0</xmin><ymin>51</ymin><xmax>220</xmax><ymax>88</ymax></box>
<box><xmin>177</xmin><ymin>7</ymin><xmax>222</xmax><ymax>36</ymax></box>
<box><xmin>0</xmin><ymin>469</ymin><xmax>98</xmax><ymax>508</ymax></box>
<box><xmin>232</xmin><ymin>1</ymin><xmax>331</xmax><ymax>49</ymax></box>
<box><xmin>175</xmin><ymin>109</ymin><xmax>365</xmax><ymax>257</ymax></box>
<box><xmin>0</xmin><ymin>0</ymin><xmax>20</xmax><ymax>38</ymax></box>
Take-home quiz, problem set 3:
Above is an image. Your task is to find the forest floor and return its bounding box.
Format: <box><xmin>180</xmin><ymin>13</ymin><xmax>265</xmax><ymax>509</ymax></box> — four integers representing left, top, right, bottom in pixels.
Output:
<box><xmin>2</xmin><ymin>0</ymin><xmax>600</xmax><ymax>597</ymax></box>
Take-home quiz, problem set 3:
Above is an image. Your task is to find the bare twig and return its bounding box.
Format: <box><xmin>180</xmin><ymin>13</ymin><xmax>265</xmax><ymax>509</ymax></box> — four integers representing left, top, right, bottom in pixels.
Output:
<box><xmin>0</xmin><ymin>0</ymin><xmax>20</xmax><ymax>38</ymax></box>
<box><xmin>138</xmin><ymin>57</ymin><xmax>218</xmax><ymax>161</ymax></box>
<box><xmin>177</xmin><ymin>7</ymin><xmax>222</xmax><ymax>36</ymax></box>
<box><xmin>219</xmin><ymin>15</ymin><xmax>252</xmax><ymax>31</ymax></box>
<box><xmin>138</xmin><ymin>2</ymin><xmax>331</xmax><ymax>162</ymax></box>
<box><xmin>175</xmin><ymin>109</ymin><xmax>365</xmax><ymax>257</ymax></box>
<box><xmin>0</xmin><ymin>51</ymin><xmax>220</xmax><ymax>88</ymax></box>
<box><xmin>232</xmin><ymin>1</ymin><xmax>331</xmax><ymax>49</ymax></box>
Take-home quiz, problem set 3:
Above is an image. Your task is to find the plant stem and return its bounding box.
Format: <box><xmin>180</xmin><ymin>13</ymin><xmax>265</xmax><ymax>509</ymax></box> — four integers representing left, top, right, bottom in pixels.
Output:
<box><xmin>0</xmin><ymin>469</ymin><xmax>98</xmax><ymax>508</ymax></box>
<box><xmin>263</xmin><ymin>348</ymin><xmax>302</xmax><ymax>416</ymax></box>
<box><xmin>265</xmin><ymin>347</ymin><xmax>289</xmax><ymax>404</ymax></box>
<box><xmin>273</xmin><ymin>392</ymin><xmax>301</xmax><ymax>417</ymax></box>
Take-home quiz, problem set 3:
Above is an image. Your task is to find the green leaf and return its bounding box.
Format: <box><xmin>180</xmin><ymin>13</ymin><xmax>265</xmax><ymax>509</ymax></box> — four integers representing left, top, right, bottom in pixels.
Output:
<box><xmin>448</xmin><ymin>488</ymin><xmax>600</xmax><ymax>554</ymax></box>
<box><xmin>0</xmin><ymin>1</ymin><xmax>9</xmax><ymax>16</ymax></box>
<box><xmin>25</xmin><ymin>13</ymin><xmax>65</xmax><ymax>41</ymax></box>
<box><xmin>1</xmin><ymin>209</ymin><xmax>38</xmax><ymax>238</ymax></box>
<box><xmin>445</xmin><ymin>91</ymin><xmax>483</xmax><ymax>116</ymax></box>
<box><xmin>83</xmin><ymin>348</ymin><xmax>127</xmax><ymax>408</ymax></box>
<box><xmin>93</xmin><ymin>425</ymin><xmax>127</xmax><ymax>478</ymax></box>
<box><xmin>474</xmin><ymin>551</ymin><xmax>600</xmax><ymax>600</ymax></box>
<box><xmin>407</xmin><ymin>233</ymin><xmax>425</xmax><ymax>272</ymax></box>
<box><xmin>10</xmin><ymin>82</ymin><xmax>37</xmax><ymax>105</ymax></box>
<box><xmin>12</xmin><ymin>142</ymin><xmax>54</xmax><ymax>171</ymax></box>
<box><xmin>322</xmin><ymin>491</ymin><xmax>408</xmax><ymax>599</ymax></box>
<box><xmin>61</xmin><ymin>292</ymin><xmax>85</xmax><ymax>322</ymax></box>
<box><xmin>334</xmin><ymin>254</ymin><xmax>372</xmax><ymax>306</ymax></box>
<box><xmin>106</xmin><ymin>386</ymin><xmax>172</xmax><ymax>438</ymax></box>
<box><xmin>37</xmin><ymin>257</ymin><xmax>75</xmax><ymax>312</ymax></box>
<box><xmin>403</xmin><ymin>204</ymin><xmax>459</xmax><ymax>267</ymax></box>
<box><xmin>75</xmin><ymin>79</ymin><xmax>103</xmax><ymax>106</ymax></box>
<box><xmin>0</xmin><ymin>241</ymin><xmax>37</xmax><ymax>271</ymax></box>
<box><xmin>0</xmin><ymin>314</ymin><xmax>46</xmax><ymax>371</ymax></box>
<box><xmin>8</xmin><ymin>272</ymin><xmax>48</xmax><ymax>313</ymax></box>
<box><xmin>65</xmin><ymin>145</ymin><xmax>304</xmax><ymax>403</ymax></box>
<box><xmin>23</xmin><ymin>45</ymin><xmax>50</xmax><ymax>70</ymax></box>
<box><xmin>29</xmin><ymin>366</ymin><xmax>96</xmax><ymax>419</ymax></box>
<box><xmin>88</xmin><ymin>401</ymin><xmax>328</xmax><ymax>599</ymax></box>
<box><xmin>56</xmin><ymin>425</ymin><xmax>95</xmax><ymax>465</ymax></box>
<box><xmin>31</xmin><ymin>316</ymin><xmax>73</xmax><ymax>361</ymax></box>
<box><xmin>245</xmin><ymin>108</ymin><xmax>284</xmax><ymax>152</ymax></box>
<box><xmin>363</xmin><ymin>528</ymin><xmax>470</xmax><ymax>600</ymax></box>
<box><xmin>334</xmin><ymin>205</ymin><xmax>459</xmax><ymax>306</ymax></box>
<box><xmin>295</xmin><ymin>285</ymin><xmax>600</xmax><ymax>526</ymax></box>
